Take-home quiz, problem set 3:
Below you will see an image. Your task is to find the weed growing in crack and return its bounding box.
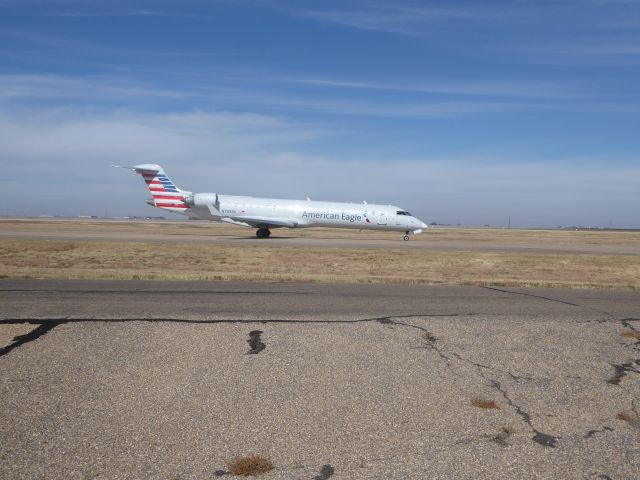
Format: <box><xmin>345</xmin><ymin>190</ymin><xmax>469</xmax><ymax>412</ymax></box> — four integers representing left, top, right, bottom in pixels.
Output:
<box><xmin>421</xmin><ymin>331</ymin><xmax>436</xmax><ymax>342</ymax></box>
<box><xmin>492</xmin><ymin>425</ymin><xmax>515</xmax><ymax>446</ymax></box>
<box><xmin>621</xmin><ymin>331</ymin><xmax>640</xmax><ymax>340</ymax></box>
<box><xmin>616</xmin><ymin>410</ymin><xmax>640</xmax><ymax>428</ymax></box>
<box><xmin>227</xmin><ymin>455</ymin><xmax>274</xmax><ymax>476</ymax></box>
<box><xmin>471</xmin><ymin>396</ymin><xmax>500</xmax><ymax>409</ymax></box>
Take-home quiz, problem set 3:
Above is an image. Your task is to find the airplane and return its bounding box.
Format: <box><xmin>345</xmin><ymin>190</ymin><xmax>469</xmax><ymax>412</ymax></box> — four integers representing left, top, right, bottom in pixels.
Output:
<box><xmin>116</xmin><ymin>164</ymin><xmax>427</xmax><ymax>241</ymax></box>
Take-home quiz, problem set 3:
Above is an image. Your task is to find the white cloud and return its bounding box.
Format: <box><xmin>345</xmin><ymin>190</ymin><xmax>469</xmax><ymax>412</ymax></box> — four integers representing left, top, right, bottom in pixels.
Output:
<box><xmin>0</xmin><ymin>73</ymin><xmax>196</xmax><ymax>102</ymax></box>
<box><xmin>250</xmin><ymin>152</ymin><xmax>639</xmax><ymax>228</ymax></box>
<box><xmin>279</xmin><ymin>3</ymin><xmax>488</xmax><ymax>36</ymax></box>
<box><xmin>2</xmin><ymin>72</ymin><xmax>632</xmax><ymax>120</ymax></box>
<box><xmin>284</xmin><ymin>76</ymin><xmax>580</xmax><ymax>99</ymax></box>
<box><xmin>1</xmin><ymin>105</ymin><xmax>637</xmax><ymax>228</ymax></box>
<box><xmin>0</xmin><ymin>73</ymin><xmax>543</xmax><ymax>117</ymax></box>
<box><xmin>239</xmin><ymin>94</ymin><xmax>526</xmax><ymax>117</ymax></box>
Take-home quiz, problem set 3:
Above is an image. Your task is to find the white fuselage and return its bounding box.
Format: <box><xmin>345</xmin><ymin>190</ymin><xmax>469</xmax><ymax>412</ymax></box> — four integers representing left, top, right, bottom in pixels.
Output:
<box><xmin>122</xmin><ymin>163</ymin><xmax>427</xmax><ymax>239</ymax></box>
<box><xmin>184</xmin><ymin>194</ymin><xmax>426</xmax><ymax>233</ymax></box>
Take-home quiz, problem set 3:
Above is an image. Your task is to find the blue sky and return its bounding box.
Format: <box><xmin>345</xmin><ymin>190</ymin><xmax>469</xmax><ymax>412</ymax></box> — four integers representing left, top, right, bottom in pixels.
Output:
<box><xmin>1</xmin><ymin>0</ymin><xmax>639</xmax><ymax>227</ymax></box>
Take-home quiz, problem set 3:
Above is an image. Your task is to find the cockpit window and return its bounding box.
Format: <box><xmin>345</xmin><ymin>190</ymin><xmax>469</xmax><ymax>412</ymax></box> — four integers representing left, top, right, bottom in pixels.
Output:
<box><xmin>396</xmin><ymin>211</ymin><xmax>412</xmax><ymax>216</ymax></box>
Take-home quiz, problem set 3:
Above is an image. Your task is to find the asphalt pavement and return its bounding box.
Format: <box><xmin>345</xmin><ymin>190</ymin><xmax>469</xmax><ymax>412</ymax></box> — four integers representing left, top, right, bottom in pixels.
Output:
<box><xmin>1</xmin><ymin>280</ymin><xmax>639</xmax><ymax>479</ymax></box>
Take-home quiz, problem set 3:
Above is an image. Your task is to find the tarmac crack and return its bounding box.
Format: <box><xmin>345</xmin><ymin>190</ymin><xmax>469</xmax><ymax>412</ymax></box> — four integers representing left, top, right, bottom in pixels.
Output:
<box><xmin>0</xmin><ymin>322</ymin><xmax>60</xmax><ymax>357</ymax></box>
<box><xmin>0</xmin><ymin>314</ymin><xmax>472</xmax><ymax>326</ymax></box>
<box><xmin>380</xmin><ymin>317</ymin><xmax>454</xmax><ymax>365</ymax></box>
<box><xmin>0</xmin><ymin>314</ymin><xmax>467</xmax><ymax>359</ymax></box>
<box><xmin>418</xmin><ymin>339</ymin><xmax>452</xmax><ymax>365</ymax></box>
<box><xmin>397</xmin><ymin>317</ymin><xmax>561</xmax><ymax>448</ymax></box>
<box><xmin>489</xmin><ymin>379</ymin><xmax>559</xmax><ymax>448</ymax></box>
<box><xmin>581</xmin><ymin>317</ymin><xmax>640</xmax><ymax>325</ymax></box>
<box><xmin>620</xmin><ymin>318</ymin><xmax>640</xmax><ymax>331</ymax></box>
<box><xmin>607</xmin><ymin>319</ymin><xmax>640</xmax><ymax>385</ymax></box>
<box><xmin>480</xmin><ymin>286</ymin><xmax>580</xmax><ymax>307</ymax></box>
<box><xmin>408</xmin><ymin>322</ymin><xmax>542</xmax><ymax>381</ymax></box>
<box><xmin>584</xmin><ymin>426</ymin><xmax>614</xmax><ymax>439</ymax></box>
<box><xmin>607</xmin><ymin>360</ymin><xmax>640</xmax><ymax>385</ymax></box>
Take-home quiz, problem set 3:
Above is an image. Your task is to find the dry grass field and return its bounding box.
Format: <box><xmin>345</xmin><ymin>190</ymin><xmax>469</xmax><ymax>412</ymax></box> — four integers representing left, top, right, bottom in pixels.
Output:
<box><xmin>0</xmin><ymin>221</ymin><xmax>640</xmax><ymax>289</ymax></box>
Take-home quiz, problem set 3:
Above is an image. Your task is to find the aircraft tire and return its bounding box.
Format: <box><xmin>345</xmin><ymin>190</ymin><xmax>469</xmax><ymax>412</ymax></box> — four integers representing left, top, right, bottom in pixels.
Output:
<box><xmin>256</xmin><ymin>228</ymin><xmax>271</xmax><ymax>239</ymax></box>
<box><xmin>403</xmin><ymin>234</ymin><xmax>410</xmax><ymax>241</ymax></box>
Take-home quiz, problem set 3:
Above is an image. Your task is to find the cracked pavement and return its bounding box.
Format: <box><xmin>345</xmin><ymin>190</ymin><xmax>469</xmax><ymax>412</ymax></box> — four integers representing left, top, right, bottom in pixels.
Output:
<box><xmin>1</xmin><ymin>279</ymin><xmax>639</xmax><ymax>479</ymax></box>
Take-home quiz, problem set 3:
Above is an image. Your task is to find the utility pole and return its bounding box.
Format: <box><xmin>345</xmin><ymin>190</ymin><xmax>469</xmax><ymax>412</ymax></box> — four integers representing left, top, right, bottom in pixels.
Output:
<box><xmin>508</xmin><ymin>216</ymin><xmax>511</xmax><ymax>229</ymax></box>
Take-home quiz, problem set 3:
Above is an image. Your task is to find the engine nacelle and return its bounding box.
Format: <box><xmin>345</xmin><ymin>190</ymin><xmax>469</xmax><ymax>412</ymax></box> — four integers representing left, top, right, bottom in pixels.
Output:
<box><xmin>184</xmin><ymin>193</ymin><xmax>218</xmax><ymax>209</ymax></box>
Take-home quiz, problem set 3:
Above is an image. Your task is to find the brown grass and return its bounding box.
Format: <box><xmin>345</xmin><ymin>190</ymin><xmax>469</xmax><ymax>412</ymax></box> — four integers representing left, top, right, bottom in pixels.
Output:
<box><xmin>616</xmin><ymin>410</ymin><xmax>640</xmax><ymax>428</ymax></box>
<box><xmin>421</xmin><ymin>331</ymin><xmax>436</xmax><ymax>342</ymax></box>
<box><xmin>471</xmin><ymin>396</ymin><xmax>500</xmax><ymax>410</ymax></box>
<box><xmin>0</xmin><ymin>238</ymin><xmax>639</xmax><ymax>289</ymax></box>
<box><xmin>621</xmin><ymin>331</ymin><xmax>640</xmax><ymax>340</ymax></box>
<box><xmin>227</xmin><ymin>455</ymin><xmax>274</xmax><ymax>476</ymax></box>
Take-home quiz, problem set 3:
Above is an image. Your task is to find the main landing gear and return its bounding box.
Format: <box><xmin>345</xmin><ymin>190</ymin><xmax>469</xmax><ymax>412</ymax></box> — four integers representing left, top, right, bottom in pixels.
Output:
<box><xmin>403</xmin><ymin>232</ymin><xmax>410</xmax><ymax>241</ymax></box>
<box><xmin>256</xmin><ymin>228</ymin><xmax>271</xmax><ymax>239</ymax></box>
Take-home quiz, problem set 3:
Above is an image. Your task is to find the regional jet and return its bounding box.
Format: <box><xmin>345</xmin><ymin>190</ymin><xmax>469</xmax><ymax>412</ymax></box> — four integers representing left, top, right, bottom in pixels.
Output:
<box><xmin>117</xmin><ymin>164</ymin><xmax>427</xmax><ymax>240</ymax></box>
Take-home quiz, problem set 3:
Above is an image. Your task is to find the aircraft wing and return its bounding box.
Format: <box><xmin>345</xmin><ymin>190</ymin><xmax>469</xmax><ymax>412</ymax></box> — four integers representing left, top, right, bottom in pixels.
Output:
<box><xmin>230</xmin><ymin>216</ymin><xmax>307</xmax><ymax>229</ymax></box>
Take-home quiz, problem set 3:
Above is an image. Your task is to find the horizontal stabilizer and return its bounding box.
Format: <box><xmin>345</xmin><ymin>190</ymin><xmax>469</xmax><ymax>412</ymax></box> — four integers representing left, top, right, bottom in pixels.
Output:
<box><xmin>132</xmin><ymin>164</ymin><xmax>163</xmax><ymax>173</ymax></box>
<box><xmin>113</xmin><ymin>164</ymin><xmax>163</xmax><ymax>173</ymax></box>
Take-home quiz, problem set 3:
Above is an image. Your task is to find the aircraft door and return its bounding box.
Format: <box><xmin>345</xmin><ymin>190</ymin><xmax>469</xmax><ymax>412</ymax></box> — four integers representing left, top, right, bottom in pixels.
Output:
<box><xmin>378</xmin><ymin>213</ymin><xmax>387</xmax><ymax>225</ymax></box>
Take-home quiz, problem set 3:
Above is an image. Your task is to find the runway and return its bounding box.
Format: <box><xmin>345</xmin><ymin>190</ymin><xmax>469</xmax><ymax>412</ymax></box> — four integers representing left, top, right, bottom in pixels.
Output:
<box><xmin>2</xmin><ymin>218</ymin><xmax>640</xmax><ymax>255</ymax></box>
<box><xmin>1</xmin><ymin>279</ymin><xmax>639</xmax><ymax>479</ymax></box>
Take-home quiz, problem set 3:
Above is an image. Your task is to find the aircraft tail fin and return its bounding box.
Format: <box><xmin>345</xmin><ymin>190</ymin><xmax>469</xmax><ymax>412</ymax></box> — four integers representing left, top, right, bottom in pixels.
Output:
<box><xmin>116</xmin><ymin>164</ymin><xmax>190</xmax><ymax>212</ymax></box>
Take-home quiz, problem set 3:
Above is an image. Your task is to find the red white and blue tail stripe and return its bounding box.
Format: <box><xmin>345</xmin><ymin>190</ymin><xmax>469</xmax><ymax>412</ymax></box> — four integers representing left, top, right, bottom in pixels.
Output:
<box><xmin>130</xmin><ymin>164</ymin><xmax>190</xmax><ymax>212</ymax></box>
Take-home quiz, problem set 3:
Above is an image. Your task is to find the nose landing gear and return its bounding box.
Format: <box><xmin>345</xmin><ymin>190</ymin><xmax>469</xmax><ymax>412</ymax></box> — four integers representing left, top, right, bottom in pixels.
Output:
<box><xmin>256</xmin><ymin>228</ymin><xmax>271</xmax><ymax>239</ymax></box>
<box><xmin>403</xmin><ymin>232</ymin><xmax>410</xmax><ymax>241</ymax></box>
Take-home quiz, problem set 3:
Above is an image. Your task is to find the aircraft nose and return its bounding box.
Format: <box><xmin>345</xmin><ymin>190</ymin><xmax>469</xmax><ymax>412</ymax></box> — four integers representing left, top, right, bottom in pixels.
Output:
<box><xmin>421</xmin><ymin>222</ymin><xmax>428</xmax><ymax>229</ymax></box>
